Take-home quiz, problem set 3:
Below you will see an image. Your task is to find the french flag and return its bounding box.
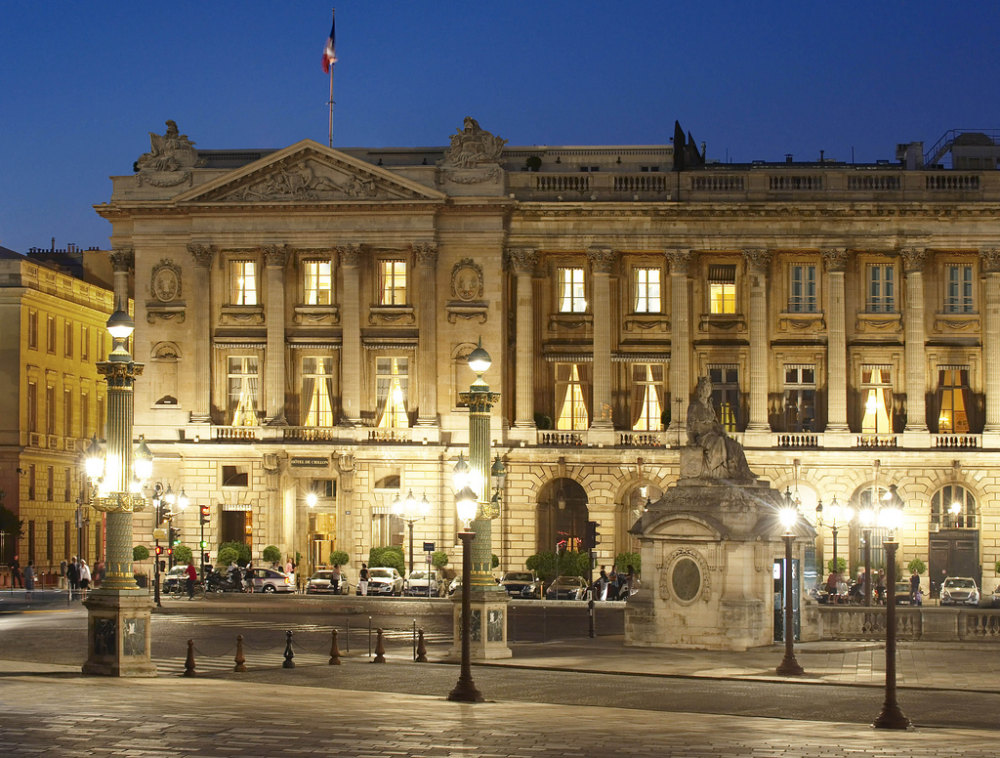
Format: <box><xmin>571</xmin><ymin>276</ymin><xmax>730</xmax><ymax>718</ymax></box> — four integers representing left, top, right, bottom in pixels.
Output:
<box><xmin>322</xmin><ymin>12</ymin><xmax>337</xmax><ymax>74</ymax></box>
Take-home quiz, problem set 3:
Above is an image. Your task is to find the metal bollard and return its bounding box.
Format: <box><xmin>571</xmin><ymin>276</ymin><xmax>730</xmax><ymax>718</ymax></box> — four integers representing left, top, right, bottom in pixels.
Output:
<box><xmin>415</xmin><ymin>628</ymin><xmax>427</xmax><ymax>663</ymax></box>
<box><xmin>588</xmin><ymin>598</ymin><xmax>596</xmax><ymax>638</ymax></box>
<box><xmin>234</xmin><ymin>634</ymin><xmax>247</xmax><ymax>672</ymax></box>
<box><xmin>328</xmin><ymin>629</ymin><xmax>341</xmax><ymax>665</ymax></box>
<box><xmin>372</xmin><ymin>628</ymin><xmax>386</xmax><ymax>663</ymax></box>
<box><xmin>368</xmin><ymin>616</ymin><xmax>372</xmax><ymax>658</ymax></box>
<box><xmin>282</xmin><ymin>630</ymin><xmax>295</xmax><ymax>669</ymax></box>
<box><xmin>184</xmin><ymin>639</ymin><xmax>196</xmax><ymax>677</ymax></box>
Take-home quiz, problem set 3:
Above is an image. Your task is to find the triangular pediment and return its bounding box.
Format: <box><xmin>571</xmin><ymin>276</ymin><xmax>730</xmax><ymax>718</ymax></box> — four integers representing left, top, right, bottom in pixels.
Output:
<box><xmin>175</xmin><ymin>140</ymin><xmax>446</xmax><ymax>204</ymax></box>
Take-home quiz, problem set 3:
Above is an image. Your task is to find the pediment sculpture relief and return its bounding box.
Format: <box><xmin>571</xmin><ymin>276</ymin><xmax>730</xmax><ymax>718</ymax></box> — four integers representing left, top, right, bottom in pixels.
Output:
<box><xmin>212</xmin><ymin>157</ymin><xmax>414</xmax><ymax>202</ymax></box>
<box><xmin>135</xmin><ymin>120</ymin><xmax>204</xmax><ymax>187</ymax></box>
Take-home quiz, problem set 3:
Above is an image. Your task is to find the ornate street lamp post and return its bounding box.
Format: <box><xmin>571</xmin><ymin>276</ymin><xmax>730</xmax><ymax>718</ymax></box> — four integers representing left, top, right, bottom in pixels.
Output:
<box><xmin>448</xmin><ymin>481</ymin><xmax>483</xmax><ymax>703</ymax></box>
<box><xmin>815</xmin><ymin>496</ymin><xmax>853</xmax><ymax>593</ymax></box>
<box><xmin>776</xmin><ymin>493</ymin><xmax>804</xmax><ymax>676</ymax></box>
<box><xmin>873</xmin><ymin>484</ymin><xmax>910</xmax><ymax>729</ymax></box>
<box><xmin>392</xmin><ymin>489</ymin><xmax>430</xmax><ymax>577</ymax></box>
<box><xmin>81</xmin><ymin>308</ymin><xmax>156</xmax><ymax>677</ymax></box>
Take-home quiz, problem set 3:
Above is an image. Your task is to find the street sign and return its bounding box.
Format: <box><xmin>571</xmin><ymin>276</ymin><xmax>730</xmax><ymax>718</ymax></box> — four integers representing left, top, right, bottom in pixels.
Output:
<box><xmin>153</xmin><ymin>528</ymin><xmax>167</xmax><ymax>541</ymax></box>
<box><xmin>423</xmin><ymin>542</ymin><xmax>435</xmax><ymax>552</ymax></box>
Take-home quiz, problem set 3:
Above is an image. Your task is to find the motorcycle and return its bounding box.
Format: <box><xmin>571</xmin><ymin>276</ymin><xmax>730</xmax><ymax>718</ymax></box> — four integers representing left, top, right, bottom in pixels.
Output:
<box><xmin>206</xmin><ymin>569</ymin><xmax>244</xmax><ymax>593</ymax></box>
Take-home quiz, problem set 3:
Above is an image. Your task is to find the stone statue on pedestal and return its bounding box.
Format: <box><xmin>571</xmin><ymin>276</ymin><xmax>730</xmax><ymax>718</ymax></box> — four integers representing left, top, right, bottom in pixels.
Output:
<box><xmin>684</xmin><ymin>376</ymin><xmax>757</xmax><ymax>483</ymax></box>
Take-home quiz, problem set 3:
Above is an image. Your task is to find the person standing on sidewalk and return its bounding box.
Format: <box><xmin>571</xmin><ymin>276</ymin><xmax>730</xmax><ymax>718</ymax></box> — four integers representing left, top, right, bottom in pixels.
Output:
<box><xmin>66</xmin><ymin>557</ymin><xmax>79</xmax><ymax>599</ymax></box>
<box><xmin>359</xmin><ymin>563</ymin><xmax>369</xmax><ymax>596</ymax></box>
<box><xmin>9</xmin><ymin>555</ymin><xmax>22</xmax><ymax>589</ymax></box>
<box><xmin>185</xmin><ymin>559</ymin><xmax>197</xmax><ymax>600</ymax></box>
<box><xmin>23</xmin><ymin>561</ymin><xmax>35</xmax><ymax>599</ymax></box>
<box><xmin>79</xmin><ymin>559</ymin><xmax>92</xmax><ymax>600</ymax></box>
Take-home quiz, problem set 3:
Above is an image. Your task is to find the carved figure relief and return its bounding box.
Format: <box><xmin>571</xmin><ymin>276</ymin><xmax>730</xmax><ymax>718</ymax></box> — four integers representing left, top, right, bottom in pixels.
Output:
<box><xmin>451</xmin><ymin>258</ymin><xmax>483</xmax><ymax>301</ymax></box>
<box><xmin>135</xmin><ymin>120</ymin><xmax>204</xmax><ymax>187</ymax></box>
<box><xmin>151</xmin><ymin>260</ymin><xmax>181</xmax><ymax>303</ymax></box>
<box><xmin>439</xmin><ymin>117</ymin><xmax>507</xmax><ymax>184</ymax></box>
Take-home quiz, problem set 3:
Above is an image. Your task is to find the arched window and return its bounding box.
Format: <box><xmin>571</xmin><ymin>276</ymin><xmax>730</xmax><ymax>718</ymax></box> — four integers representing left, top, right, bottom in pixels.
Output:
<box><xmin>931</xmin><ymin>484</ymin><xmax>976</xmax><ymax>529</ymax></box>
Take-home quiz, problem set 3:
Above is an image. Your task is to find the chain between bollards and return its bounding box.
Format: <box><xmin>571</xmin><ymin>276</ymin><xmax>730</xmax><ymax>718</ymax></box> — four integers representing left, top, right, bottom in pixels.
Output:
<box><xmin>328</xmin><ymin>629</ymin><xmax>341</xmax><ymax>665</ymax></box>
<box><xmin>372</xmin><ymin>628</ymin><xmax>386</xmax><ymax>663</ymax></box>
<box><xmin>282</xmin><ymin>630</ymin><xmax>295</xmax><ymax>669</ymax></box>
<box><xmin>184</xmin><ymin>639</ymin><xmax>196</xmax><ymax>677</ymax></box>
<box><xmin>234</xmin><ymin>634</ymin><xmax>247</xmax><ymax>672</ymax></box>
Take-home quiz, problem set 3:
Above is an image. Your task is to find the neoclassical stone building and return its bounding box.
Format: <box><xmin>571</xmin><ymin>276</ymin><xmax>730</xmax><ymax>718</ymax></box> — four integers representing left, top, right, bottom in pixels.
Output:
<box><xmin>99</xmin><ymin>119</ymin><xmax>1000</xmax><ymax>591</ymax></box>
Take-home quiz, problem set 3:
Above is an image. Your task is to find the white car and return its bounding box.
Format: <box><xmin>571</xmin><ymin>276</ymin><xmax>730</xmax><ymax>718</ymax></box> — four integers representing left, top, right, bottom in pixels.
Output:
<box><xmin>940</xmin><ymin>576</ymin><xmax>979</xmax><ymax>606</ymax></box>
<box><xmin>358</xmin><ymin>567</ymin><xmax>404</xmax><ymax>596</ymax></box>
<box><xmin>404</xmin><ymin>570</ymin><xmax>441</xmax><ymax>597</ymax></box>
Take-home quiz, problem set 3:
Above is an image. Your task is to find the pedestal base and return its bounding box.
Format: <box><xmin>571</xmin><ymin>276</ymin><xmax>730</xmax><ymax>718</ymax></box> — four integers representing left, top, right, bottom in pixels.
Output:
<box><xmin>82</xmin><ymin>590</ymin><xmax>157</xmax><ymax>677</ymax></box>
<box><xmin>450</xmin><ymin>587</ymin><xmax>512</xmax><ymax>660</ymax></box>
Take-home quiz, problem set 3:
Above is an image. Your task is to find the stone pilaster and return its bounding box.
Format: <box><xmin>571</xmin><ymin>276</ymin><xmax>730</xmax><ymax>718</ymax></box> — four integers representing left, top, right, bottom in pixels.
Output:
<box><xmin>981</xmin><ymin>249</ymin><xmax>1000</xmax><ymax>432</ymax></box>
<box><xmin>902</xmin><ymin>248</ymin><xmax>928</xmax><ymax>434</ymax></box>
<box><xmin>262</xmin><ymin>245</ymin><xmax>289</xmax><ymax>425</ymax></box>
<box><xmin>338</xmin><ymin>244</ymin><xmax>363</xmax><ymax>425</ymax></box>
<box><xmin>743</xmin><ymin>249</ymin><xmax>772</xmax><ymax>431</ymax></box>
<box><xmin>507</xmin><ymin>248</ymin><xmax>538</xmax><ymax>430</ymax></box>
<box><xmin>187</xmin><ymin>244</ymin><xmax>215</xmax><ymax>424</ymax></box>
<box><xmin>667</xmin><ymin>249</ymin><xmax>691</xmax><ymax>432</ymax></box>
<box><xmin>588</xmin><ymin>247</ymin><xmax>616</xmax><ymax>431</ymax></box>
<box><xmin>109</xmin><ymin>247</ymin><xmax>134</xmax><ymax>313</ymax></box>
<box><xmin>823</xmin><ymin>249</ymin><xmax>849</xmax><ymax>432</ymax></box>
<box><xmin>414</xmin><ymin>243</ymin><xmax>439</xmax><ymax>430</ymax></box>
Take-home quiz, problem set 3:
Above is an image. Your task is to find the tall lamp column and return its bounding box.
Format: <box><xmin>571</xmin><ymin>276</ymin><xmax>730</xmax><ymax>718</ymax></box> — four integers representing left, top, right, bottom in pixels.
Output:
<box><xmin>776</xmin><ymin>494</ymin><xmax>804</xmax><ymax>676</ymax></box>
<box><xmin>392</xmin><ymin>490</ymin><xmax>430</xmax><ymax>578</ymax></box>
<box><xmin>873</xmin><ymin>484</ymin><xmax>910</xmax><ymax>729</ymax></box>
<box><xmin>448</xmin><ymin>481</ymin><xmax>483</xmax><ymax>702</ymax></box>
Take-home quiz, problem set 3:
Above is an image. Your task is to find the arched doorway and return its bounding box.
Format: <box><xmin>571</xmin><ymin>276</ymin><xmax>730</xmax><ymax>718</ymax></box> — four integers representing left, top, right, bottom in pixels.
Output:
<box><xmin>536</xmin><ymin>478</ymin><xmax>588</xmax><ymax>554</ymax></box>
<box><xmin>929</xmin><ymin>484</ymin><xmax>979</xmax><ymax>593</ymax></box>
<box><xmin>615</xmin><ymin>482</ymin><xmax>663</xmax><ymax>557</ymax></box>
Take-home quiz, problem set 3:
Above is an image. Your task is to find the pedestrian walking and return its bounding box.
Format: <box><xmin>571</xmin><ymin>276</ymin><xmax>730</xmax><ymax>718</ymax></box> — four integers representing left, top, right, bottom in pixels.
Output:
<box><xmin>24</xmin><ymin>560</ymin><xmax>35</xmax><ymax>599</ymax></box>
<box><xmin>66</xmin><ymin>557</ymin><xmax>80</xmax><ymax>599</ymax></box>
<box><xmin>185</xmin><ymin>559</ymin><xmax>197</xmax><ymax>600</ymax></box>
<box><xmin>59</xmin><ymin>559</ymin><xmax>67</xmax><ymax>590</ymax></box>
<box><xmin>330</xmin><ymin>564</ymin><xmax>341</xmax><ymax>594</ymax></box>
<box><xmin>909</xmin><ymin>570</ymin><xmax>920</xmax><ymax>603</ymax></box>
<box><xmin>79</xmin><ymin>559</ymin><xmax>92</xmax><ymax>600</ymax></box>
<box><xmin>9</xmin><ymin>554</ymin><xmax>23</xmax><ymax>589</ymax></box>
<box><xmin>359</xmin><ymin>563</ymin><xmax>369</xmax><ymax>596</ymax></box>
<box><xmin>598</xmin><ymin>566</ymin><xmax>608</xmax><ymax>601</ymax></box>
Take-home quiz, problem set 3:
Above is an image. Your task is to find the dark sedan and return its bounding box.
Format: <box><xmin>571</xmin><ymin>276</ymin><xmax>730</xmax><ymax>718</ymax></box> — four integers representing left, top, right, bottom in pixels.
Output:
<box><xmin>545</xmin><ymin>575</ymin><xmax>589</xmax><ymax>600</ymax></box>
<box><xmin>500</xmin><ymin>571</ymin><xmax>540</xmax><ymax>599</ymax></box>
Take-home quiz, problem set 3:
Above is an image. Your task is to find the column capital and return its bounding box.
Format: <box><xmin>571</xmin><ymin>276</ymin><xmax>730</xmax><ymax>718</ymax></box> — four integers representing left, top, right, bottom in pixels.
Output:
<box><xmin>900</xmin><ymin>247</ymin><xmax>927</xmax><ymax>273</ymax></box>
<box><xmin>980</xmin><ymin>248</ymin><xmax>1000</xmax><ymax>273</ymax></box>
<box><xmin>742</xmin><ymin>248</ymin><xmax>771</xmax><ymax>273</ymax></box>
<box><xmin>109</xmin><ymin>247</ymin><xmax>134</xmax><ymax>273</ymax></box>
<box><xmin>336</xmin><ymin>243</ymin><xmax>363</xmax><ymax>267</ymax></box>
<box><xmin>665</xmin><ymin>248</ymin><xmax>692</xmax><ymax>274</ymax></box>
<box><xmin>187</xmin><ymin>242</ymin><xmax>216</xmax><ymax>268</ymax></box>
<box><xmin>587</xmin><ymin>247</ymin><xmax>616</xmax><ymax>274</ymax></box>
<box><xmin>413</xmin><ymin>242</ymin><xmax>439</xmax><ymax>266</ymax></box>
<box><xmin>261</xmin><ymin>244</ymin><xmax>292</xmax><ymax>268</ymax></box>
<box><xmin>822</xmin><ymin>248</ymin><xmax>848</xmax><ymax>273</ymax></box>
<box><xmin>505</xmin><ymin>247</ymin><xmax>538</xmax><ymax>275</ymax></box>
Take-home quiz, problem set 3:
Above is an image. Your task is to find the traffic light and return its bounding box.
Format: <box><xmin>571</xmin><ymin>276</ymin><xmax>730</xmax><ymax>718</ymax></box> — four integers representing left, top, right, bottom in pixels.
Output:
<box><xmin>169</xmin><ymin>526</ymin><xmax>181</xmax><ymax>547</ymax></box>
<box><xmin>585</xmin><ymin>521</ymin><xmax>600</xmax><ymax>550</ymax></box>
<box><xmin>199</xmin><ymin>540</ymin><xmax>208</xmax><ymax>550</ymax></box>
<box><xmin>154</xmin><ymin>545</ymin><xmax>163</xmax><ymax>557</ymax></box>
<box><xmin>200</xmin><ymin>505</ymin><xmax>210</xmax><ymax>525</ymax></box>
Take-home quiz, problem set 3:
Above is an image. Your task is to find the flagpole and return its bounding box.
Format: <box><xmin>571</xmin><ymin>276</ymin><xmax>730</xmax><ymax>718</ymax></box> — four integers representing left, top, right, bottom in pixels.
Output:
<box><xmin>328</xmin><ymin>66</ymin><xmax>335</xmax><ymax>148</ymax></box>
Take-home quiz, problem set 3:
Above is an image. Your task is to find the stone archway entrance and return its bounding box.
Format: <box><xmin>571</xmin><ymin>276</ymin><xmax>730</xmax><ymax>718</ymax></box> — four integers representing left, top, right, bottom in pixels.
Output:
<box><xmin>536</xmin><ymin>478</ymin><xmax>588</xmax><ymax>554</ymax></box>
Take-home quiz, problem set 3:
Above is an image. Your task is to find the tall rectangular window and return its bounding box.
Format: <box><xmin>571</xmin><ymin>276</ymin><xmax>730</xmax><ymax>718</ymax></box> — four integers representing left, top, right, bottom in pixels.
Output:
<box><xmin>936</xmin><ymin>367</ymin><xmax>971</xmax><ymax>433</ymax></box>
<box><xmin>376</xmin><ymin>357</ymin><xmax>409</xmax><ymax>428</ymax></box>
<box><xmin>379</xmin><ymin>260</ymin><xmax>407</xmax><ymax>305</ymax></box>
<box><xmin>229</xmin><ymin>260</ymin><xmax>257</xmax><ymax>305</ymax></box>
<box><xmin>46</xmin><ymin>385</ymin><xmax>56</xmax><ymax>435</ymax></box>
<box><xmin>708</xmin><ymin>265</ymin><xmax>737</xmax><ymax>314</ymax></box>
<box><xmin>27</xmin><ymin>382</ymin><xmax>37</xmax><ymax>434</ymax></box>
<box><xmin>633</xmin><ymin>268</ymin><xmax>661</xmax><ymax>313</ymax></box>
<box><xmin>867</xmin><ymin>264</ymin><xmax>895</xmax><ymax>313</ymax></box>
<box><xmin>63</xmin><ymin>467</ymin><xmax>71</xmax><ymax>502</ymax></box>
<box><xmin>97</xmin><ymin>395</ymin><xmax>105</xmax><ymax>438</ymax></box>
<box><xmin>708</xmin><ymin>366</ymin><xmax>740</xmax><ymax>432</ymax></box>
<box><xmin>861</xmin><ymin>366</ymin><xmax>893</xmax><ymax>434</ymax></box>
<box><xmin>46</xmin><ymin>466</ymin><xmax>54</xmax><ymax>501</ymax></box>
<box><xmin>80</xmin><ymin>392</ymin><xmax>89</xmax><ymax>438</ymax></box>
<box><xmin>555</xmin><ymin>363</ymin><xmax>590</xmax><ymax>430</ymax></box>
<box><xmin>46</xmin><ymin>316</ymin><xmax>56</xmax><ymax>353</ymax></box>
<box><xmin>64</xmin><ymin>321</ymin><xmax>73</xmax><ymax>358</ymax></box>
<box><xmin>227</xmin><ymin>356</ymin><xmax>260</xmax><ymax>426</ymax></box>
<box><xmin>945</xmin><ymin>264</ymin><xmax>974</xmax><ymax>313</ymax></box>
<box><xmin>47</xmin><ymin>521</ymin><xmax>54</xmax><ymax>562</ymax></box>
<box><xmin>783</xmin><ymin>366</ymin><xmax>816</xmax><ymax>432</ymax></box>
<box><xmin>64</xmin><ymin>388</ymin><xmax>73</xmax><ymax>438</ymax></box>
<box><xmin>303</xmin><ymin>260</ymin><xmax>333</xmax><ymax>305</ymax></box>
<box><xmin>81</xmin><ymin>325</ymin><xmax>89</xmax><ymax>360</ymax></box>
<box><xmin>302</xmin><ymin>356</ymin><xmax>335</xmax><ymax>426</ymax></box>
<box><xmin>788</xmin><ymin>264</ymin><xmax>817</xmax><ymax>313</ymax></box>
<box><xmin>28</xmin><ymin>311</ymin><xmax>38</xmax><ymax>349</ymax></box>
<box><xmin>557</xmin><ymin>267</ymin><xmax>587</xmax><ymax>313</ymax></box>
<box><xmin>630</xmin><ymin>364</ymin><xmax>665</xmax><ymax>430</ymax></box>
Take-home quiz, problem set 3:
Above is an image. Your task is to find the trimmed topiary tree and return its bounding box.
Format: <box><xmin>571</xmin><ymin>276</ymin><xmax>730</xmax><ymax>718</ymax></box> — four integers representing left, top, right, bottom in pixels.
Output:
<box><xmin>133</xmin><ymin>545</ymin><xmax>150</xmax><ymax>562</ymax></box>
<box><xmin>262</xmin><ymin>545</ymin><xmax>282</xmax><ymax>565</ymax></box>
<box><xmin>615</xmin><ymin>551</ymin><xmax>641</xmax><ymax>575</ymax></box>
<box><xmin>827</xmin><ymin>556</ymin><xmax>848</xmax><ymax>574</ymax></box>
<box><xmin>329</xmin><ymin>550</ymin><xmax>350</xmax><ymax>567</ymax></box>
<box><xmin>907</xmin><ymin>557</ymin><xmax>927</xmax><ymax>576</ymax></box>
<box><xmin>173</xmin><ymin>544</ymin><xmax>193</xmax><ymax>565</ymax></box>
<box><xmin>369</xmin><ymin>545</ymin><xmax>405</xmax><ymax>573</ymax></box>
<box><xmin>217</xmin><ymin>545</ymin><xmax>240</xmax><ymax>567</ymax></box>
<box><xmin>431</xmin><ymin>551</ymin><xmax>449</xmax><ymax>571</ymax></box>
<box><xmin>219</xmin><ymin>540</ymin><xmax>251</xmax><ymax>566</ymax></box>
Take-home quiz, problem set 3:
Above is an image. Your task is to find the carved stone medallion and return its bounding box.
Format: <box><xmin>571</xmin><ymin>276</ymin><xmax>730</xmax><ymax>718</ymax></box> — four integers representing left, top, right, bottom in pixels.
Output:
<box><xmin>151</xmin><ymin>260</ymin><xmax>181</xmax><ymax>303</ymax></box>
<box><xmin>451</xmin><ymin>258</ymin><xmax>483</xmax><ymax>301</ymax></box>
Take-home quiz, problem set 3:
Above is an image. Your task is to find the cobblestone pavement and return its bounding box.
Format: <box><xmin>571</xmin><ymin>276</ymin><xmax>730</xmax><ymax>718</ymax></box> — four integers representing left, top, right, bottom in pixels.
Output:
<box><xmin>0</xmin><ymin>660</ymin><xmax>998</xmax><ymax>758</ymax></box>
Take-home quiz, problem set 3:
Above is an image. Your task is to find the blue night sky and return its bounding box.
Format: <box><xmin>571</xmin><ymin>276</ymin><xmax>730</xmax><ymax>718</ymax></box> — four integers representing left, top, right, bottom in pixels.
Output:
<box><xmin>1</xmin><ymin>0</ymin><xmax>998</xmax><ymax>253</ymax></box>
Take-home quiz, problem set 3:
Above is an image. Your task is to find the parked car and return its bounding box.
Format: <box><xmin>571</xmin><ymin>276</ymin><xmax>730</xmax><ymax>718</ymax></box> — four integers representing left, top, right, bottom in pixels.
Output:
<box><xmin>358</xmin><ymin>566</ymin><xmax>404</xmax><ymax>596</ymax></box>
<box><xmin>988</xmin><ymin>585</ymin><xmax>1000</xmax><ymax>608</ymax></box>
<box><xmin>940</xmin><ymin>576</ymin><xmax>979</xmax><ymax>606</ymax></box>
<box><xmin>404</xmin><ymin>569</ymin><xmax>440</xmax><ymax>597</ymax></box>
<box><xmin>305</xmin><ymin>569</ymin><xmax>350</xmax><ymax>595</ymax></box>
<box><xmin>545</xmin><ymin>575</ymin><xmax>589</xmax><ymax>600</ymax></box>
<box><xmin>893</xmin><ymin>581</ymin><xmax>912</xmax><ymax>605</ymax></box>
<box><xmin>499</xmin><ymin>571</ymin><xmax>540</xmax><ymax>599</ymax></box>
<box><xmin>250</xmin><ymin>567</ymin><xmax>295</xmax><ymax>593</ymax></box>
<box><xmin>161</xmin><ymin>565</ymin><xmax>188</xmax><ymax>594</ymax></box>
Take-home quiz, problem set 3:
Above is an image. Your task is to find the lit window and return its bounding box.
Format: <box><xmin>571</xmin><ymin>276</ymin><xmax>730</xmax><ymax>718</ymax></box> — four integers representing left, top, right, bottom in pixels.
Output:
<box><xmin>229</xmin><ymin>260</ymin><xmax>257</xmax><ymax>305</ymax></box>
<box><xmin>708</xmin><ymin>366</ymin><xmax>740</xmax><ymax>432</ymax></box>
<box><xmin>788</xmin><ymin>264</ymin><xmax>817</xmax><ymax>313</ymax></box>
<box><xmin>302</xmin><ymin>357</ymin><xmax>335</xmax><ymax>426</ymax></box>
<box><xmin>860</xmin><ymin>367</ymin><xmax>893</xmax><ymax>434</ymax></box>
<box><xmin>631</xmin><ymin>364</ymin><xmax>665</xmax><ymax>430</ymax></box>
<box><xmin>945</xmin><ymin>264</ymin><xmax>974</xmax><ymax>313</ymax></box>
<box><xmin>558</xmin><ymin>268</ymin><xmax>587</xmax><ymax>313</ymax></box>
<box><xmin>936</xmin><ymin>367</ymin><xmax>971</xmax><ymax>434</ymax></box>
<box><xmin>633</xmin><ymin>268</ymin><xmax>661</xmax><ymax>313</ymax></box>
<box><xmin>227</xmin><ymin>356</ymin><xmax>260</xmax><ymax>426</ymax></box>
<box><xmin>867</xmin><ymin>264</ymin><xmax>895</xmax><ymax>313</ymax></box>
<box><xmin>783</xmin><ymin>366</ymin><xmax>816</xmax><ymax>432</ymax></box>
<box><xmin>376</xmin><ymin>357</ymin><xmax>409</xmax><ymax>428</ymax></box>
<box><xmin>379</xmin><ymin>260</ymin><xmax>407</xmax><ymax>305</ymax></box>
<box><xmin>555</xmin><ymin>363</ymin><xmax>589</xmax><ymax>430</ymax></box>
<box><xmin>303</xmin><ymin>261</ymin><xmax>333</xmax><ymax>305</ymax></box>
<box><xmin>931</xmin><ymin>484</ymin><xmax>976</xmax><ymax>529</ymax></box>
<box><xmin>708</xmin><ymin>265</ymin><xmax>737</xmax><ymax>314</ymax></box>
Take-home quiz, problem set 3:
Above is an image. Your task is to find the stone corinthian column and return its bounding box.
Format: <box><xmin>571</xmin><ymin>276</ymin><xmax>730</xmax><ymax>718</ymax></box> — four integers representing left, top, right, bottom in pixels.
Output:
<box><xmin>588</xmin><ymin>247</ymin><xmax>616</xmax><ymax>429</ymax></box>
<box><xmin>415</xmin><ymin>243</ymin><xmax>439</xmax><ymax>427</ymax></box>
<box><xmin>262</xmin><ymin>245</ymin><xmax>289</xmax><ymax>424</ymax></box>
<box><xmin>743</xmin><ymin>249</ymin><xmax>772</xmax><ymax>431</ymax></box>
<box><xmin>824</xmin><ymin>249</ymin><xmax>849</xmax><ymax>432</ymax></box>
<box><xmin>902</xmin><ymin>248</ymin><xmax>928</xmax><ymax>433</ymax></box>
<box><xmin>981</xmin><ymin>248</ymin><xmax>1000</xmax><ymax>431</ymax></box>
<box><xmin>507</xmin><ymin>247</ymin><xmax>538</xmax><ymax>428</ymax></box>
<box><xmin>187</xmin><ymin>243</ymin><xmax>216</xmax><ymax>424</ymax></box>
<box><xmin>108</xmin><ymin>247</ymin><xmax>134</xmax><ymax>313</ymax></box>
<box><xmin>338</xmin><ymin>244</ymin><xmax>363</xmax><ymax>425</ymax></box>
<box><xmin>666</xmin><ymin>249</ymin><xmax>691</xmax><ymax>432</ymax></box>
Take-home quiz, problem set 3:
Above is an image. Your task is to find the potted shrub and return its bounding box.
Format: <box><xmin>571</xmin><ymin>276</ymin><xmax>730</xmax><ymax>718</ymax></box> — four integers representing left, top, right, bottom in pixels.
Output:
<box><xmin>262</xmin><ymin>545</ymin><xmax>282</xmax><ymax>566</ymax></box>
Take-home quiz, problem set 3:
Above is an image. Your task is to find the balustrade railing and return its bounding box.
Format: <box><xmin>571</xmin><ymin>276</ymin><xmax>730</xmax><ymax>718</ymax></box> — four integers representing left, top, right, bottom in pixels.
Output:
<box><xmin>617</xmin><ymin>431</ymin><xmax>667</xmax><ymax>448</ymax></box>
<box><xmin>538</xmin><ymin>431</ymin><xmax>584</xmax><ymax>447</ymax></box>
<box><xmin>932</xmin><ymin>434</ymin><xmax>980</xmax><ymax>449</ymax></box>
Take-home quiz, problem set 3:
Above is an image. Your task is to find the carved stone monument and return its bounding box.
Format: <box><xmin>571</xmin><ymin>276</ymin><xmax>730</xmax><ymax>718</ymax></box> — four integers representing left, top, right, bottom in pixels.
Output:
<box><xmin>625</xmin><ymin>377</ymin><xmax>814</xmax><ymax>651</ymax></box>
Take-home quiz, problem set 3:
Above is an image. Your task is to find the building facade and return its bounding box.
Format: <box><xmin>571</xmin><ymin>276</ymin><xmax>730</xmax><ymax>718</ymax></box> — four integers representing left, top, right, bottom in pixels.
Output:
<box><xmin>98</xmin><ymin>119</ymin><xmax>1000</xmax><ymax>590</ymax></box>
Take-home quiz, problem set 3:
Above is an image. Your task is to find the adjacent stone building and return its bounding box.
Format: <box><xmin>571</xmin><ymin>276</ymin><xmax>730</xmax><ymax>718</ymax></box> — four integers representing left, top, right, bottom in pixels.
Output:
<box><xmin>96</xmin><ymin>120</ymin><xmax>1000</xmax><ymax>597</ymax></box>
